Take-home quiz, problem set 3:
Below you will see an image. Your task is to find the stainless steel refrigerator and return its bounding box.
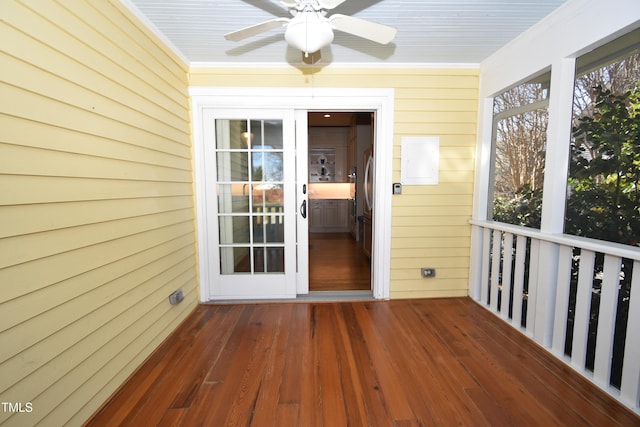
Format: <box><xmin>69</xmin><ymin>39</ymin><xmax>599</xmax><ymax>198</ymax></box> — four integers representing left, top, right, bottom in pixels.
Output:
<box><xmin>362</xmin><ymin>146</ymin><xmax>373</xmax><ymax>258</ymax></box>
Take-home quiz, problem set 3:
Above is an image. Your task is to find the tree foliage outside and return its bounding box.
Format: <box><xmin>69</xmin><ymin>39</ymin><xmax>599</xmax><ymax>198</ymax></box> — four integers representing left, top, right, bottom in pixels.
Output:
<box><xmin>493</xmin><ymin>82</ymin><xmax>548</xmax><ymax>195</ymax></box>
<box><xmin>491</xmin><ymin>78</ymin><xmax>548</xmax><ymax>228</ymax></box>
<box><xmin>568</xmin><ymin>50</ymin><xmax>640</xmax><ymax>245</ymax></box>
<box><xmin>493</xmin><ymin>183</ymin><xmax>543</xmax><ymax>229</ymax></box>
<box><xmin>492</xmin><ymin>51</ymin><xmax>640</xmax><ymax>246</ymax></box>
<box><xmin>567</xmin><ymin>82</ymin><xmax>640</xmax><ymax>246</ymax></box>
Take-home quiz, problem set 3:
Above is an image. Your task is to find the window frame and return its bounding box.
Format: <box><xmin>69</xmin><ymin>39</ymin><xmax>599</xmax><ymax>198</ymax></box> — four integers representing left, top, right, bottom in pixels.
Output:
<box><xmin>487</xmin><ymin>76</ymin><xmax>551</xmax><ymax>227</ymax></box>
<box><xmin>564</xmin><ymin>32</ymin><xmax>640</xmax><ymax>245</ymax></box>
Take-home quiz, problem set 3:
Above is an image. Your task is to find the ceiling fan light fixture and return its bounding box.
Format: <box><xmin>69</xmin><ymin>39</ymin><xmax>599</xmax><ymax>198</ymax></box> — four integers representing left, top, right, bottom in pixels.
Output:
<box><xmin>225</xmin><ymin>0</ymin><xmax>396</xmax><ymax>65</ymax></box>
<box><xmin>284</xmin><ymin>13</ymin><xmax>333</xmax><ymax>56</ymax></box>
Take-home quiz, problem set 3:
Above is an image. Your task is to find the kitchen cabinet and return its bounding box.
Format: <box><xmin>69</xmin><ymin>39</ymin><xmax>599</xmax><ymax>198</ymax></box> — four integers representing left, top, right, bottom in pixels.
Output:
<box><xmin>309</xmin><ymin>199</ymin><xmax>349</xmax><ymax>232</ymax></box>
<box><xmin>309</xmin><ymin>148</ymin><xmax>335</xmax><ymax>182</ymax></box>
<box><xmin>335</xmin><ymin>146</ymin><xmax>347</xmax><ymax>182</ymax></box>
<box><xmin>309</xmin><ymin>127</ymin><xmax>349</xmax><ymax>182</ymax></box>
<box><xmin>309</xmin><ymin>148</ymin><xmax>348</xmax><ymax>182</ymax></box>
<box><xmin>309</xmin><ymin>200</ymin><xmax>324</xmax><ymax>229</ymax></box>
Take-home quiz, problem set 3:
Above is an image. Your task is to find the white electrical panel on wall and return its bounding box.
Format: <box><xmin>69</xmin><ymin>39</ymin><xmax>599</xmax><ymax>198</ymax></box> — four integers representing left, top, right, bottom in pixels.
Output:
<box><xmin>401</xmin><ymin>136</ymin><xmax>440</xmax><ymax>185</ymax></box>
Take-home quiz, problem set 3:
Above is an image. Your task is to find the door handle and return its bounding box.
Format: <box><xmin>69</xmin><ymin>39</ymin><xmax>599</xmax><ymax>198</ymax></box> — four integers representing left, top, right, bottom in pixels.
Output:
<box><xmin>300</xmin><ymin>199</ymin><xmax>307</xmax><ymax>219</ymax></box>
<box><xmin>364</xmin><ymin>155</ymin><xmax>373</xmax><ymax>211</ymax></box>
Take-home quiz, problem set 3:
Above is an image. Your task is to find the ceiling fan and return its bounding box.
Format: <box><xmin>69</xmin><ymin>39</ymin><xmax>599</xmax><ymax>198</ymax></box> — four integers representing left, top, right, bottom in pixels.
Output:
<box><xmin>224</xmin><ymin>0</ymin><xmax>397</xmax><ymax>64</ymax></box>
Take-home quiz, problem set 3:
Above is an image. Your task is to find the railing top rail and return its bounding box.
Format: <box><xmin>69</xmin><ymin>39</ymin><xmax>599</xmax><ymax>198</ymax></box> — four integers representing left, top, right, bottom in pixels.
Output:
<box><xmin>470</xmin><ymin>219</ymin><xmax>640</xmax><ymax>261</ymax></box>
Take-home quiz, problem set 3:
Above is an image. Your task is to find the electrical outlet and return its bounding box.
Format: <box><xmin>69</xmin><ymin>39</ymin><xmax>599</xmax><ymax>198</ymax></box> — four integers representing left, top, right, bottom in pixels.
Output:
<box><xmin>169</xmin><ymin>289</ymin><xmax>184</xmax><ymax>305</ymax></box>
<box><xmin>421</xmin><ymin>268</ymin><xmax>436</xmax><ymax>278</ymax></box>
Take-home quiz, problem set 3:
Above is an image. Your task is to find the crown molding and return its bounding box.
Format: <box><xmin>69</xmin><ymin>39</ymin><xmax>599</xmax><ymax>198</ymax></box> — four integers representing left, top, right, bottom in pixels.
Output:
<box><xmin>189</xmin><ymin>61</ymin><xmax>479</xmax><ymax>69</ymax></box>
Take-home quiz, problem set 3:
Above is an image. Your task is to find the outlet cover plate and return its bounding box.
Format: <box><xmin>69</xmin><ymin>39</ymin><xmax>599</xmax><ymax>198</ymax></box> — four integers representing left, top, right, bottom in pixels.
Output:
<box><xmin>421</xmin><ymin>268</ymin><xmax>436</xmax><ymax>278</ymax></box>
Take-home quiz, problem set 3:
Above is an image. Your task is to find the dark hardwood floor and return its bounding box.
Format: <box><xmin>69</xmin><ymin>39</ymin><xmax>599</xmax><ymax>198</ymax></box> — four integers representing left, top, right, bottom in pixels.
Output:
<box><xmin>309</xmin><ymin>232</ymin><xmax>370</xmax><ymax>291</ymax></box>
<box><xmin>86</xmin><ymin>298</ymin><xmax>640</xmax><ymax>426</ymax></box>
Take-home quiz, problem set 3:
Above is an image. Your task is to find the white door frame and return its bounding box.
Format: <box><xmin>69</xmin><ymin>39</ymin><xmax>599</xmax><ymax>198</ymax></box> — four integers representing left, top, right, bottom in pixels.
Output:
<box><xmin>191</xmin><ymin>87</ymin><xmax>395</xmax><ymax>301</ymax></box>
<box><xmin>294</xmin><ymin>110</ymin><xmax>309</xmax><ymax>295</ymax></box>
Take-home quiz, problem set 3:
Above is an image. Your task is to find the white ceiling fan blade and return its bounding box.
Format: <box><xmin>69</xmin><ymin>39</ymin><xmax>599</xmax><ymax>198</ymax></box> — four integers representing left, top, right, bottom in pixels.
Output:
<box><xmin>281</xmin><ymin>0</ymin><xmax>346</xmax><ymax>10</ymax></box>
<box><xmin>224</xmin><ymin>18</ymin><xmax>289</xmax><ymax>42</ymax></box>
<box><xmin>318</xmin><ymin>0</ymin><xmax>348</xmax><ymax>9</ymax></box>
<box><xmin>329</xmin><ymin>14</ymin><xmax>397</xmax><ymax>44</ymax></box>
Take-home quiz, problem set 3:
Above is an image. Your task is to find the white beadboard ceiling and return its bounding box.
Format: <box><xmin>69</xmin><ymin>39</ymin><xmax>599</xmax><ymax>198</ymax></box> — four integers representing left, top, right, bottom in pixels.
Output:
<box><xmin>126</xmin><ymin>0</ymin><xmax>567</xmax><ymax>66</ymax></box>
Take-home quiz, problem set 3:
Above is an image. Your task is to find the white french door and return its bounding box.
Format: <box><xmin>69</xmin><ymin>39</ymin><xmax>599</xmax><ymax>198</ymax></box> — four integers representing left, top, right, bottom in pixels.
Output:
<box><xmin>203</xmin><ymin>109</ymin><xmax>299</xmax><ymax>299</ymax></box>
<box><xmin>192</xmin><ymin>87</ymin><xmax>394</xmax><ymax>301</ymax></box>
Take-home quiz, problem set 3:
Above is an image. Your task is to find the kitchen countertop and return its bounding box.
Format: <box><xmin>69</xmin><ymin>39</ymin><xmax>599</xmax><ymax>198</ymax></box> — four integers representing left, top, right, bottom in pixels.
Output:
<box><xmin>308</xmin><ymin>183</ymin><xmax>351</xmax><ymax>200</ymax></box>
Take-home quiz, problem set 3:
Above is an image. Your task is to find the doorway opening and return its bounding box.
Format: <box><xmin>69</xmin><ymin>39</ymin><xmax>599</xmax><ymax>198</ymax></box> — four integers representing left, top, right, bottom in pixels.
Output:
<box><xmin>307</xmin><ymin>111</ymin><xmax>374</xmax><ymax>292</ymax></box>
<box><xmin>192</xmin><ymin>87</ymin><xmax>394</xmax><ymax>301</ymax></box>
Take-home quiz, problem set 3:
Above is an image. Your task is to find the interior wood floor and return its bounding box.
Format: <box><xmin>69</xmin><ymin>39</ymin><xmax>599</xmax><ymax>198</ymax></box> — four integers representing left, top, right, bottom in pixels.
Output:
<box><xmin>309</xmin><ymin>232</ymin><xmax>370</xmax><ymax>291</ymax></box>
<box><xmin>87</xmin><ymin>298</ymin><xmax>640</xmax><ymax>426</ymax></box>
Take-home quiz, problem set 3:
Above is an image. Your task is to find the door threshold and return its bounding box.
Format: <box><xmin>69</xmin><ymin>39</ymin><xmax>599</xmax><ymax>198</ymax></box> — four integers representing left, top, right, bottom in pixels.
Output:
<box><xmin>297</xmin><ymin>290</ymin><xmax>375</xmax><ymax>302</ymax></box>
<box><xmin>205</xmin><ymin>290</ymin><xmax>375</xmax><ymax>305</ymax></box>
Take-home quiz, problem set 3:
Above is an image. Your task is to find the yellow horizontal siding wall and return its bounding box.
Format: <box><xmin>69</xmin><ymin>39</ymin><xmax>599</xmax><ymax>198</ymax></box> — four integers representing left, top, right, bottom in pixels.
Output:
<box><xmin>191</xmin><ymin>66</ymin><xmax>478</xmax><ymax>299</ymax></box>
<box><xmin>0</xmin><ymin>1</ymin><xmax>196</xmax><ymax>426</ymax></box>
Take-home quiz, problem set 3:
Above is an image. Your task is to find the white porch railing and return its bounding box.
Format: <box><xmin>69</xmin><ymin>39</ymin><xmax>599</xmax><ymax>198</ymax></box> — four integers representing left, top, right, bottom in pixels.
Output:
<box><xmin>469</xmin><ymin>220</ymin><xmax>640</xmax><ymax>415</ymax></box>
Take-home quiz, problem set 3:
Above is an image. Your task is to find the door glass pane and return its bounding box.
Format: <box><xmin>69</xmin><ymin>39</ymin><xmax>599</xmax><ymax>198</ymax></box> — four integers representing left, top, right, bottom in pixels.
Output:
<box><xmin>250</xmin><ymin>120</ymin><xmax>283</xmax><ymax>150</ymax></box>
<box><xmin>253</xmin><ymin>247</ymin><xmax>285</xmax><ymax>273</ymax></box>
<box><xmin>217</xmin><ymin>184</ymin><xmax>249</xmax><ymax>213</ymax></box>
<box><xmin>249</xmin><ymin>120</ymin><xmax>263</xmax><ymax>149</ymax></box>
<box><xmin>251</xmin><ymin>185</ymin><xmax>284</xmax><ymax>210</ymax></box>
<box><xmin>217</xmin><ymin>119</ymin><xmax>250</xmax><ymax>149</ymax></box>
<box><xmin>220</xmin><ymin>247</ymin><xmax>251</xmax><ymax>273</ymax></box>
<box><xmin>252</xmin><ymin>152</ymin><xmax>283</xmax><ymax>182</ymax></box>
<box><xmin>253</xmin><ymin>215</ymin><xmax>284</xmax><ymax>243</ymax></box>
<box><xmin>217</xmin><ymin>152</ymin><xmax>248</xmax><ymax>181</ymax></box>
<box><xmin>216</xmin><ymin>118</ymin><xmax>286</xmax><ymax>275</ymax></box>
<box><xmin>219</xmin><ymin>216</ymin><xmax>250</xmax><ymax>244</ymax></box>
